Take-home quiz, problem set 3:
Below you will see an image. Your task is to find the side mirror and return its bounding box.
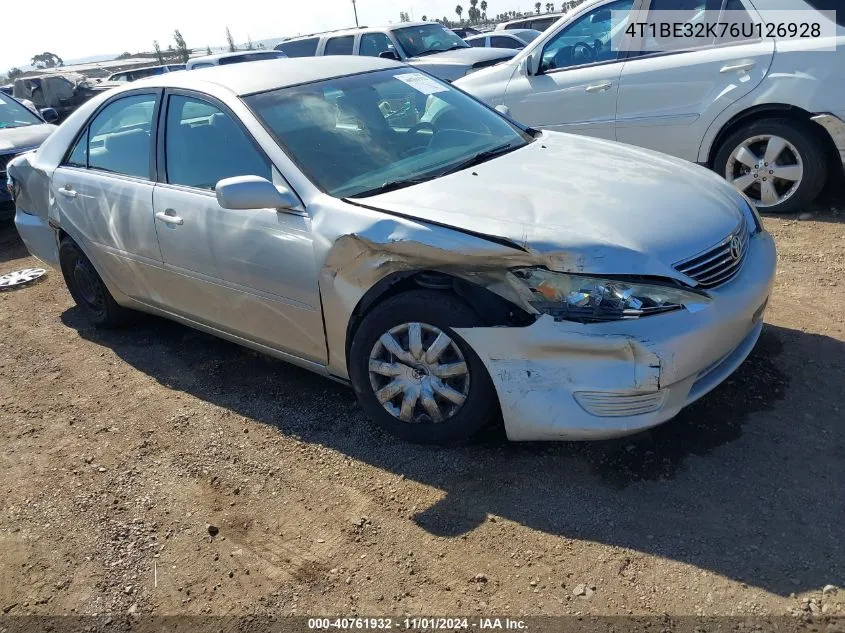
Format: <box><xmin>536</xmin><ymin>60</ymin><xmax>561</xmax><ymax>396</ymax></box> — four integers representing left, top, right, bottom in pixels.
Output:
<box><xmin>39</xmin><ymin>107</ymin><xmax>59</xmax><ymax>123</ymax></box>
<box><xmin>522</xmin><ymin>53</ymin><xmax>539</xmax><ymax>76</ymax></box>
<box><xmin>494</xmin><ymin>104</ymin><xmax>510</xmax><ymax>116</ymax></box>
<box><xmin>379</xmin><ymin>50</ymin><xmax>401</xmax><ymax>61</ymax></box>
<box><xmin>215</xmin><ymin>176</ymin><xmax>301</xmax><ymax>211</ymax></box>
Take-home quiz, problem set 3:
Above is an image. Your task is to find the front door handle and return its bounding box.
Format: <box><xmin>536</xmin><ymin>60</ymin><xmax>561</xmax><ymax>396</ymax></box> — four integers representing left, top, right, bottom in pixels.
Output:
<box><xmin>58</xmin><ymin>186</ymin><xmax>77</xmax><ymax>199</ymax></box>
<box><xmin>155</xmin><ymin>210</ymin><xmax>184</xmax><ymax>226</ymax></box>
<box><xmin>720</xmin><ymin>61</ymin><xmax>756</xmax><ymax>73</ymax></box>
<box><xmin>585</xmin><ymin>80</ymin><xmax>613</xmax><ymax>93</ymax></box>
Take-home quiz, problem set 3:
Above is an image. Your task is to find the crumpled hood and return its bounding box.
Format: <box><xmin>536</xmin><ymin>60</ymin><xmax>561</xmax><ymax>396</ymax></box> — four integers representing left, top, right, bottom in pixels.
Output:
<box><xmin>356</xmin><ymin>131</ymin><xmax>747</xmax><ymax>277</ymax></box>
<box><xmin>0</xmin><ymin>124</ymin><xmax>56</xmax><ymax>152</ymax></box>
<box><xmin>407</xmin><ymin>47</ymin><xmax>517</xmax><ymax>66</ymax></box>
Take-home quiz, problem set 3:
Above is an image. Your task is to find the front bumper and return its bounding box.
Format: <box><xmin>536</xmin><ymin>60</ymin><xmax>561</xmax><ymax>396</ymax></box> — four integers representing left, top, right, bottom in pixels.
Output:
<box><xmin>455</xmin><ymin>230</ymin><xmax>777</xmax><ymax>441</ymax></box>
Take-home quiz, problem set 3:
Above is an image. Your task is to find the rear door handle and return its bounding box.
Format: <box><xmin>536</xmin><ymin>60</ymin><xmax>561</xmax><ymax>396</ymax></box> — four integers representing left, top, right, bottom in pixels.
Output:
<box><xmin>720</xmin><ymin>61</ymin><xmax>756</xmax><ymax>73</ymax></box>
<box><xmin>155</xmin><ymin>210</ymin><xmax>184</xmax><ymax>226</ymax></box>
<box><xmin>585</xmin><ymin>81</ymin><xmax>613</xmax><ymax>93</ymax></box>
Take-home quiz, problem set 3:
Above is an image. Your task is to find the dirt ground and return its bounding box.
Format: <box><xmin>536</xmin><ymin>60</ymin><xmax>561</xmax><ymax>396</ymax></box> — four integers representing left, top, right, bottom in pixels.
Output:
<box><xmin>0</xmin><ymin>190</ymin><xmax>844</xmax><ymax>622</ymax></box>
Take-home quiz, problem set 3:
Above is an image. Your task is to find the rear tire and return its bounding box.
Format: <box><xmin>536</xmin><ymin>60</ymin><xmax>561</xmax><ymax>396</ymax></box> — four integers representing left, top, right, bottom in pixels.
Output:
<box><xmin>714</xmin><ymin>117</ymin><xmax>827</xmax><ymax>214</ymax></box>
<box><xmin>349</xmin><ymin>290</ymin><xmax>498</xmax><ymax>445</ymax></box>
<box><xmin>59</xmin><ymin>238</ymin><xmax>132</xmax><ymax>328</ymax></box>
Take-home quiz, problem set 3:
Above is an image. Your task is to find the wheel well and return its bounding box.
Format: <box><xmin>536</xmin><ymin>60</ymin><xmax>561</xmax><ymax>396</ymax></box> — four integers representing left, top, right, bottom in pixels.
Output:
<box><xmin>344</xmin><ymin>270</ymin><xmax>534</xmax><ymax>364</ymax></box>
<box><xmin>708</xmin><ymin>104</ymin><xmax>840</xmax><ymax>173</ymax></box>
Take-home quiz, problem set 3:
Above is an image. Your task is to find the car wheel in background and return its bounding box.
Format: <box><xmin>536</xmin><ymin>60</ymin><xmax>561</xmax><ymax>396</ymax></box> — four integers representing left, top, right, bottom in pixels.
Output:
<box><xmin>714</xmin><ymin>118</ymin><xmax>828</xmax><ymax>214</ymax></box>
<box><xmin>349</xmin><ymin>290</ymin><xmax>498</xmax><ymax>444</ymax></box>
<box><xmin>59</xmin><ymin>238</ymin><xmax>132</xmax><ymax>328</ymax></box>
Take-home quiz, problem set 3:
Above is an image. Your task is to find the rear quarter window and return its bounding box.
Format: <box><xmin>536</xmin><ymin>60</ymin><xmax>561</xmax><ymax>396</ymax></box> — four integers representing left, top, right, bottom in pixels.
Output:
<box><xmin>324</xmin><ymin>36</ymin><xmax>355</xmax><ymax>55</ymax></box>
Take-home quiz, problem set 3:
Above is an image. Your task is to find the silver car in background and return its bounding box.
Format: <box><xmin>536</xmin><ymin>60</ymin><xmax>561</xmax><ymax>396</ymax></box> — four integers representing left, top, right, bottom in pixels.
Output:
<box><xmin>10</xmin><ymin>57</ymin><xmax>775</xmax><ymax>444</ymax></box>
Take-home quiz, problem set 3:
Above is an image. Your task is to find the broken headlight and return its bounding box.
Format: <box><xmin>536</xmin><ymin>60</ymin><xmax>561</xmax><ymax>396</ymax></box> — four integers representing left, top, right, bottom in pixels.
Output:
<box><xmin>510</xmin><ymin>268</ymin><xmax>710</xmax><ymax>323</ymax></box>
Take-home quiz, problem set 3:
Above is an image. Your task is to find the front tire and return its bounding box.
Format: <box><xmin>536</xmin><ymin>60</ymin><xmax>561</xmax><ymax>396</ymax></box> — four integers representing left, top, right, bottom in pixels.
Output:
<box><xmin>349</xmin><ymin>290</ymin><xmax>498</xmax><ymax>444</ymax></box>
<box><xmin>714</xmin><ymin>117</ymin><xmax>827</xmax><ymax>214</ymax></box>
<box><xmin>59</xmin><ymin>238</ymin><xmax>131</xmax><ymax>328</ymax></box>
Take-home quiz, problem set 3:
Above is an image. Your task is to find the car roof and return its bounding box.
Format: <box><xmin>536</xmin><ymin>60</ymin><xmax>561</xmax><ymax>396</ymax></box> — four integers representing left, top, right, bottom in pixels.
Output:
<box><xmin>129</xmin><ymin>56</ymin><xmax>403</xmax><ymax>96</ymax></box>
<box><xmin>284</xmin><ymin>21</ymin><xmax>438</xmax><ymax>41</ymax></box>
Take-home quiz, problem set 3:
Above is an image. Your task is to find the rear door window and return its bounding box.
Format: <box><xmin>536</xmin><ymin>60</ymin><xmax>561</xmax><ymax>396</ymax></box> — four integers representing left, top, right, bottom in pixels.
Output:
<box><xmin>86</xmin><ymin>93</ymin><xmax>157</xmax><ymax>179</ymax></box>
<box><xmin>277</xmin><ymin>37</ymin><xmax>320</xmax><ymax>57</ymax></box>
<box><xmin>468</xmin><ymin>37</ymin><xmax>487</xmax><ymax>47</ymax></box>
<box><xmin>491</xmin><ymin>35</ymin><xmax>523</xmax><ymax>48</ymax></box>
<box><xmin>325</xmin><ymin>36</ymin><xmax>355</xmax><ymax>55</ymax></box>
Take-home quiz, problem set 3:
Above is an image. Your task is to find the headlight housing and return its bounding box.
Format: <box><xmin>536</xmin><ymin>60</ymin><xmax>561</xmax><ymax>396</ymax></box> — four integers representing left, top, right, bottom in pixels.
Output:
<box><xmin>510</xmin><ymin>268</ymin><xmax>710</xmax><ymax>323</ymax></box>
<box><xmin>738</xmin><ymin>192</ymin><xmax>763</xmax><ymax>235</ymax></box>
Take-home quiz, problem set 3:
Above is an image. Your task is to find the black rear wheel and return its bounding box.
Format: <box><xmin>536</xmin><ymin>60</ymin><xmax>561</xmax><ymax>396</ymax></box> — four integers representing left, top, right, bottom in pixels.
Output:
<box><xmin>59</xmin><ymin>238</ymin><xmax>132</xmax><ymax>328</ymax></box>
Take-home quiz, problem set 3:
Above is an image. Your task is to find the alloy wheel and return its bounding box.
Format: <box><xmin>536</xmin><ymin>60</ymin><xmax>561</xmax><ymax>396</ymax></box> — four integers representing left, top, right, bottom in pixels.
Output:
<box><xmin>725</xmin><ymin>134</ymin><xmax>804</xmax><ymax>208</ymax></box>
<box><xmin>368</xmin><ymin>322</ymin><xmax>471</xmax><ymax>424</ymax></box>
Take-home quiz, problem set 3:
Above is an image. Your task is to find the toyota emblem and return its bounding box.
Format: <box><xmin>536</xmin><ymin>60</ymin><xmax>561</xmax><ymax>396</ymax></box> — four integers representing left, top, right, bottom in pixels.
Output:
<box><xmin>729</xmin><ymin>236</ymin><xmax>742</xmax><ymax>261</ymax></box>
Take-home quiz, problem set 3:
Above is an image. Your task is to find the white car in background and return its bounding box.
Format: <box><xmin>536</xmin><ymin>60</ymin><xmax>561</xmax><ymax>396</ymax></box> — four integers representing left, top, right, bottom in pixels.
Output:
<box><xmin>465</xmin><ymin>29</ymin><xmax>543</xmax><ymax>49</ymax></box>
<box><xmin>457</xmin><ymin>0</ymin><xmax>845</xmax><ymax>213</ymax></box>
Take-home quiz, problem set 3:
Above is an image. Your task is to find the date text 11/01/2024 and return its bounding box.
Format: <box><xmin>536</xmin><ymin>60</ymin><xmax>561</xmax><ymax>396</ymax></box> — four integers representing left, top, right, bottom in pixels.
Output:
<box><xmin>307</xmin><ymin>618</ymin><xmax>528</xmax><ymax>630</ymax></box>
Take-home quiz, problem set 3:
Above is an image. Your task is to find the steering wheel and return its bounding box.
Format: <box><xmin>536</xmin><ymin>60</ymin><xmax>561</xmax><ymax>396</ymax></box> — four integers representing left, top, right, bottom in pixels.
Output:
<box><xmin>406</xmin><ymin>121</ymin><xmax>435</xmax><ymax>136</ymax></box>
<box><xmin>572</xmin><ymin>41</ymin><xmax>596</xmax><ymax>64</ymax></box>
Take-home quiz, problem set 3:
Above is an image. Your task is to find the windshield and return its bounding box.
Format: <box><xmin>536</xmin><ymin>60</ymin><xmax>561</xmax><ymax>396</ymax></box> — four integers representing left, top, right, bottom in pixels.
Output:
<box><xmin>393</xmin><ymin>24</ymin><xmax>470</xmax><ymax>56</ymax></box>
<box><xmin>0</xmin><ymin>95</ymin><xmax>42</xmax><ymax>129</ymax></box>
<box><xmin>245</xmin><ymin>68</ymin><xmax>531</xmax><ymax>198</ymax></box>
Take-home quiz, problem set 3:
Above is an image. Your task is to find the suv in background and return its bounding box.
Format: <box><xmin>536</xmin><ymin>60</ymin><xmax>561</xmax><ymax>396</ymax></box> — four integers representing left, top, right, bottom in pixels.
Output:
<box><xmin>186</xmin><ymin>50</ymin><xmax>287</xmax><ymax>70</ymax></box>
<box><xmin>275</xmin><ymin>22</ymin><xmax>518</xmax><ymax>82</ymax></box>
<box><xmin>107</xmin><ymin>64</ymin><xmax>186</xmax><ymax>83</ymax></box>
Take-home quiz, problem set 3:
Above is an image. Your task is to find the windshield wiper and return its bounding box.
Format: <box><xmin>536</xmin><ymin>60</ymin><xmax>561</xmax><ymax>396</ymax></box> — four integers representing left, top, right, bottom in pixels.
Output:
<box><xmin>438</xmin><ymin>143</ymin><xmax>520</xmax><ymax>176</ymax></box>
<box><xmin>350</xmin><ymin>177</ymin><xmax>432</xmax><ymax>198</ymax></box>
<box><xmin>415</xmin><ymin>44</ymin><xmax>468</xmax><ymax>57</ymax></box>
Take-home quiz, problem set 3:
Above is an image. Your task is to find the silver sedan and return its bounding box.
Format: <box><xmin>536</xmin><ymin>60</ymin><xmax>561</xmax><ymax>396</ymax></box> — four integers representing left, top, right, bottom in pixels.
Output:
<box><xmin>10</xmin><ymin>57</ymin><xmax>776</xmax><ymax>444</ymax></box>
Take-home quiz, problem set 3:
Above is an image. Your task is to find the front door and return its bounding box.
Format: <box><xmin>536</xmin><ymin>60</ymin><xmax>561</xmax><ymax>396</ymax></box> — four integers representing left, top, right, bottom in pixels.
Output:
<box><xmin>151</xmin><ymin>92</ymin><xmax>326</xmax><ymax>364</ymax></box>
<box><xmin>503</xmin><ymin>0</ymin><xmax>638</xmax><ymax>140</ymax></box>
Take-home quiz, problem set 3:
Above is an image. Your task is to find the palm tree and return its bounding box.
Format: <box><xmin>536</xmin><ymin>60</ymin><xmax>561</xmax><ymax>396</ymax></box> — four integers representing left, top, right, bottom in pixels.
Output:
<box><xmin>480</xmin><ymin>0</ymin><xmax>487</xmax><ymax>14</ymax></box>
<box><xmin>455</xmin><ymin>4</ymin><xmax>463</xmax><ymax>21</ymax></box>
<box><xmin>535</xmin><ymin>1</ymin><xmax>541</xmax><ymax>13</ymax></box>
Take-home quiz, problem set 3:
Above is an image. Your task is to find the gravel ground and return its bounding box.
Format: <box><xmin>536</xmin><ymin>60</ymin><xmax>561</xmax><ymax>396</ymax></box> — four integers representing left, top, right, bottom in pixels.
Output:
<box><xmin>0</xmin><ymin>193</ymin><xmax>844</xmax><ymax>622</ymax></box>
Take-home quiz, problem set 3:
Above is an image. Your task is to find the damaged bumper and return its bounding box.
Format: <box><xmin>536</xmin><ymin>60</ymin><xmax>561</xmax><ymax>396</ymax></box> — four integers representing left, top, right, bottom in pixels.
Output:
<box><xmin>456</xmin><ymin>230</ymin><xmax>777</xmax><ymax>441</ymax></box>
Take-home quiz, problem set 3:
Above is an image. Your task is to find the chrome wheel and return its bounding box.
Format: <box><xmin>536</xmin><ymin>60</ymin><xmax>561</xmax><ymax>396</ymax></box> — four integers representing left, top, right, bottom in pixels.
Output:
<box><xmin>726</xmin><ymin>134</ymin><xmax>803</xmax><ymax>208</ymax></box>
<box><xmin>368</xmin><ymin>322</ymin><xmax>470</xmax><ymax>424</ymax></box>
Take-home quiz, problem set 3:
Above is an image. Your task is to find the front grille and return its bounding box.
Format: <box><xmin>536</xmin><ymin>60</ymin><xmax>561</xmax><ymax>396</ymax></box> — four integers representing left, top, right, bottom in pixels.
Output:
<box><xmin>673</xmin><ymin>217</ymin><xmax>749</xmax><ymax>289</ymax></box>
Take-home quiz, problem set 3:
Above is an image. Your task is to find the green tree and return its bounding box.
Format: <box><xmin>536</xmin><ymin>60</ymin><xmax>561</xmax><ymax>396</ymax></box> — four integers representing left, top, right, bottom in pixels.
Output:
<box><xmin>173</xmin><ymin>29</ymin><xmax>190</xmax><ymax>63</ymax></box>
<box><xmin>421</xmin><ymin>14</ymin><xmax>427</xmax><ymax>20</ymax></box>
<box><xmin>534</xmin><ymin>1</ymin><xmax>541</xmax><ymax>13</ymax></box>
<box><xmin>6</xmin><ymin>67</ymin><xmax>24</xmax><ymax>81</ymax></box>
<box><xmin>480</xmin><ymin>0</ymin><xmax>487</xmax><ymax>19</ymax></box>
<box><xmin>206</xmin><ymin>45</ymin><xmax>213</xmax><ymax>55</ymax></box>
<box><xmin>455</xmin><ymin>4</ymin><xmax>463</xmax><ymax>21</ymax></box>
<box><xmin>31</xmin><ymin>52</ymin><xmax>63</xmax><ymax>69</ymax></box>
<box><xmin>226</xmin><ymin>27</ymin><xmax>237</xmax><ymax>52</ymax></box>
<box><xmin>116</xmin><ymin>51</ymin><xmax>132</xmax><ymax>60</ymax></box>
<box><xmin>153</xmin><ymin>40</ymin><xmax>165</xmax><ymax>65</ymax></box>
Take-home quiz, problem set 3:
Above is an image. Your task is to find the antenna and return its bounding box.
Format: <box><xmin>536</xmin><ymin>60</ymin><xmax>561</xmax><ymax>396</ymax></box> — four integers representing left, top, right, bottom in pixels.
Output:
<box><xmin>352</xmin><ymin>0</ymin><xmax>360</xmax><ymax>27</ymax></box>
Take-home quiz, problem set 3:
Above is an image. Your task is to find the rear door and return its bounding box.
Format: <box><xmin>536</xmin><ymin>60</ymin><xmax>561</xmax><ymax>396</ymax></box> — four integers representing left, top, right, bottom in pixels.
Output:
<box><xmin>150</xmin><ymin>90</ymin><xmax>326</xmax><ymax>363</ymax></box>
<box><xmin>615</xmin><ymin>0</ymin><xmax>775</xmax><ymax>160</ymax></box>
<box><xmin>51</xmin><ymin>91</ymin><xmax>167</xmax><ymax>301</ymax></box>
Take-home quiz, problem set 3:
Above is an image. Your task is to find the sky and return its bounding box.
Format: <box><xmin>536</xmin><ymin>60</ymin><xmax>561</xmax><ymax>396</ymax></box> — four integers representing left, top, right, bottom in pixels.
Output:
<box><xmin>1</xmin><ymin>0</ymin><xmax>537</xmax><ymax>73</ymax></box>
